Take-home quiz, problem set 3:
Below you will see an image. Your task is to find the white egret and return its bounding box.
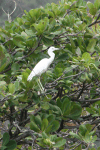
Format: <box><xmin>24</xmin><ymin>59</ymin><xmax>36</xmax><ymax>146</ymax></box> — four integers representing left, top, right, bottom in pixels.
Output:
<box><xmin>27</xmin><ymin>46</ymin><xmax>59</xmax><ymax>92</ymax></box>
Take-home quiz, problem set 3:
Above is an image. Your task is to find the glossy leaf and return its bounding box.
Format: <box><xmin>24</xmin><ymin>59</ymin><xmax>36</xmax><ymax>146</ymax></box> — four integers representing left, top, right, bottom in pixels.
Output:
<box><xmin>34</xmin><ymin>115</ymin><xmax>42</xmax><ymax>128</ymax></box>
<box><xmin>8</xmin><ymin>83</ymin><xmax>15</xmax><ymax>94</ymax></box>
<box><xmin>70</xmin><ymin>132</ymin><xmax>81</xmax><ymax>140</ymax></box>
<box><xmin>41</xmin><ymin>118</ymin><xmax>48</xmax><ymax>131</ymax></box>
<box><xmin>6</xmin><ymin>140</ymin><xmax>17</xmax><ymax>150</ymax></box>
<box><xmin>50</xmin><ymin>120</ymin><xmax>60</xmax><ymax>132</ymax></box>
<box><xmin>53</xmin><ymin>139</ymin><xmax>66</xmax><ymax>148</ymax></box>
<box><xmin>2</xmin><ymin>132</ymin><xmax>9</xmax><ymax>146</ymax></box>
<box><xmin>30</xmin><ymin>121</ymin><xmax>40</xmax><ymax>132</ymax></box>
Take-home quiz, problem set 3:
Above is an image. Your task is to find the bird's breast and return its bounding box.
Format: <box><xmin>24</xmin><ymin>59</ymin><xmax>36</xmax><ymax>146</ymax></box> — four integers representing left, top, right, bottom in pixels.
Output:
<box><xmin>33</xmin><ymin>58</ymin><xmax>51</xmax><ymax>76</ymax></box>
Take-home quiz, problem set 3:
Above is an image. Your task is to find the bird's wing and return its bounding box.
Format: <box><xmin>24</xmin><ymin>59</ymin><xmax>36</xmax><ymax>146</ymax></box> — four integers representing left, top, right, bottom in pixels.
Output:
<box><xmin>33</xmin><ymin>58</ymin><xmax>50</xmax><ymax>75</ymax></box>
<box><xmin>27</xmin><ymin>70</ymin><xmax>35</xmax><ymax>81</ymax></box>
<box><xmin>27</xmin><ymin>58</ymin><xmax>51</xmax><ymax>81</ymax></box>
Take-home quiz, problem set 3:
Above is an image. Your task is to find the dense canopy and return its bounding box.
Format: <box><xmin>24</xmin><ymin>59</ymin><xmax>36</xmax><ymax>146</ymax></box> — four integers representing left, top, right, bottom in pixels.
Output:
<box><xmin>0</xmin><ymin>0</ymin><xmax>100</xmax><ymax>149</ymax></box>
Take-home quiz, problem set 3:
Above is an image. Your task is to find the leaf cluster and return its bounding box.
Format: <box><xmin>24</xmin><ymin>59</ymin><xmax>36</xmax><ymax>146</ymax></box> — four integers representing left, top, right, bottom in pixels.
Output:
<box><xmin>0</xmin><ymin>0</ymin><xmax>100</xmax><ymax>149</ymax></box>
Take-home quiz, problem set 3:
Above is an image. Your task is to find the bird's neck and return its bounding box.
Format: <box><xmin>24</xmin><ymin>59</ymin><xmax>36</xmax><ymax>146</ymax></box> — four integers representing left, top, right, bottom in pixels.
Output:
<box><xmin>49</xmin><ymin>52</ymin><xmax>55</xmax><ymax>64</ymax></box>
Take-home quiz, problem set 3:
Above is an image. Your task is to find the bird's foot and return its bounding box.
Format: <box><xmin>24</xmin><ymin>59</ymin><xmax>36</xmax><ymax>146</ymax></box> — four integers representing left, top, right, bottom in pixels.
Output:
<box><xmin>37</xmin><ymin>89</ymin><xmax>50</xmax><ymax>99</ymax></box>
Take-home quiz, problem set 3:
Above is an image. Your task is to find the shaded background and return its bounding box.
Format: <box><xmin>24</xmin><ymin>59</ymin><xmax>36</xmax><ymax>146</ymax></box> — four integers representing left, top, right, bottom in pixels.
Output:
<box><xmin>0</xmin><ymin>0</ymin><xmax>94</xmax><ymax>27</ymax></box>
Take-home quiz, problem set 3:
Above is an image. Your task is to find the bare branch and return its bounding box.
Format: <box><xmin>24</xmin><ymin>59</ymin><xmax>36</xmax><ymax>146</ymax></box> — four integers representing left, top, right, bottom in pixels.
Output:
<box><xmin>2</xmin><ymin>0</ymin><xmax>16</xmax><ymax>23</ymax></box>
<box><xmin>10</xmin><ymin>0</ymin><xmax>16</xmax><ymax>16</ymax></box>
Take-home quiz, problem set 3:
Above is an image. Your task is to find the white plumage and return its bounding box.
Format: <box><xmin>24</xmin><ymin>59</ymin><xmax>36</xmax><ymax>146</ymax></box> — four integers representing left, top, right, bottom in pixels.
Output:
<box><xmin>27</xmin><ymin>46</ymin><xmax>59</xmax><ymax>81</ymax></box>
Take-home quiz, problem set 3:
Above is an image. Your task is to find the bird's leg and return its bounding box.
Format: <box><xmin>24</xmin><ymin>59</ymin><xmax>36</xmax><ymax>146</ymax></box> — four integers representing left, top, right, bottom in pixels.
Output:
<box><xmin>36</xmin><ymin>77</ymin><xmax>44</xmax><ymax>93</ymax></box>
<box><xmin>37</xmin><ymin>78</ymin><xmax>50</xmax><ymax>99</ymax></box>
<box><xmin>38</xmin><ymin>77</ymin><xmax>44</xmax><ymax>92</ymax></box>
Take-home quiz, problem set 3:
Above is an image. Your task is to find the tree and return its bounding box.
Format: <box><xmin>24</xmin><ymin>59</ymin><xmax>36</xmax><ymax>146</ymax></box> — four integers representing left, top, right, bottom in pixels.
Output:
<box><xmin>0</xmin><ymin>0</ymin><xmax>59</xmax><ymax>27</ymax></box>
<box><xmin>0</xmin><ymin>0</ymin><xmax>100</xmax><ymax>149</ymax></box>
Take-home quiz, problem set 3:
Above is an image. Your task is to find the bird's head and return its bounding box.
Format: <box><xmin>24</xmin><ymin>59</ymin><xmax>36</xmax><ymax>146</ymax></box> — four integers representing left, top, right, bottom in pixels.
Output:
<box><xmin>48</xmin><ymin>46</ymin><xmax>59</xmax><ymax>54</ymax></box>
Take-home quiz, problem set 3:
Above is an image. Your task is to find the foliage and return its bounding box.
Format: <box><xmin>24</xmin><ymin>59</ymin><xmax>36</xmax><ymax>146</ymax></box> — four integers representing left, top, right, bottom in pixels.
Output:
<box><xmin>1</xmin><ymin>132</ymin><xmax>17</xmax><ymax>150</ymax></box>
<box><xmin>0</xmin><ymin>0</ymin><xmax>100</xmax><ymax>149</ymax></box>
<box><xmin>0</xmin><ymin>0</ymin><xmax>58</xmax><ymax>26</ymax></box>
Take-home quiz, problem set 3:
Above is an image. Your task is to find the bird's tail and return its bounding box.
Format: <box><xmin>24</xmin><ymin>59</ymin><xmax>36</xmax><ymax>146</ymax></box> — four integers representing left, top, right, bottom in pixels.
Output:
<box><xmin>27</xmin><ymin>71</ymin><xmax>35</xmax><ymax>81</ymax></box>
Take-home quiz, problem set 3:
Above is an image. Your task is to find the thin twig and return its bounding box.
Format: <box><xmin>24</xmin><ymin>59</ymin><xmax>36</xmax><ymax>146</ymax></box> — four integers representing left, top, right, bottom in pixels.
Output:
<box><xmin>2</xmin><ymin>0</ymin><xmax>16</xmax><ymax>23</ymax></box>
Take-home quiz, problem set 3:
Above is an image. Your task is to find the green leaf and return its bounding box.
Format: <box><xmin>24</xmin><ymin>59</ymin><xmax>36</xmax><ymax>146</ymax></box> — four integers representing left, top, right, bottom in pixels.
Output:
<box><xmin>94</xmin><ymin>0</ymin><xmax>100</xmax><ymax>9</ymax></box>
<box><xmin>30</xmin><ymin>115</ymin><xmax>35</xmax><ymax>122</ymax></box>
<box><xmin>1</xmin><ymin>146</ymin><xmax>7</xmax><ymax>150</ymax></box>
<box><xmin>6</xmin><ymin>140</ymin><xmax>17</xmax><ymax>150</ymax></box>
<box><xmin>0</xmin><ymin>46</ymin><xmax>5</xmax><ymax>66</ymax></box>
<box><xmin>51</xmin><ymin>120</ymin><xmax>60</xmax><ymax>132</ymax></box>
<box><xmin>14</xmin><ymin>52</ymin><xmax>23</xmax><ymax>61</ymax></box>
<box><xmin>13</xmin><ymin>35</ymin><xmax>25</xmax><ymax>47</ymax></box>
<box><xmin>8</xmin><ymin>83</ymin><xmax>15</xmax><ymax>94</ymax></box>
<box><xmin>70</xmin><ymin>132</ymin><xmax>81</xmax><ymax>140</ymax></box>
<box><xmin>47</xmin><ymin>11</ymin><xmax>54</xmax><ymax>18</ymax></box>
<box><xmin>30</xmin><ymin>121</ymin><xmax>40</xmax><ymax>132</ymax></box>
<box><xmin>67</xmin><ymin>102</ymin><xmax>82</xmax><ymax>119</ymax></box>
<box><xmin>11</xmin><ymin>63</ymin><xmax>20</xmax><ymax>73</ymax></box>
<box><xmin>41</xmin><ymin>118</ymin><xmax>48</xmax><ymax>131</ymax></box>
<box><xmin>92</xmin><ymin>135</ymin><xmax>97</xmax><ymax>143</ymax></box>
<box><xmin>0</xmin><ymin>48</ymin><xmax>9</xmax><ymax>72</ymax></box>
<box><xmin>2</xmin><ymin>132</ymin><xmax>9</xmax><ymax>146</ymax></box>
<box><xmin>97</xmin><ymin>147</ymin><xmax>100</xmax><ymax>150</ymax></box>
<box><xmin>79</xmin><ymin>124</ymin><xmax>88</xmax><ymax>136</ymax></box>
<box><xmin>33</xmin><ymin>17</ymin><xmax>49</xmax><ymax>35</ymax></box>
<box><xmin>62</xmin><ymin>98</ymin><xmax>71</xmax><ymax>115</ymax></box>
<box><xmin>45</xmin><ymin>125</ymin><xmax>53</xmax><ymax>134</ymax></box>
<box><xmin>64</xmin><ymin>3</ymin><xmax>70</xmax><ymax>9</ymax></box>
<box><xmin>47</xmin><ymin>114</ymin><xmax>55</xmax><ymax>123</ymax></box>
<box><xmin>42</xmin><ymin>36</ymin><xmax>54</xmax><ymax>46</ymax></box>
<box><xmin>88</xmin><ymin>148</ymin><xmax>96</xmax><ymax>150</ymax></box>
<box><xmin>0</xmin><ymin>81</ymin><xmax>6</xmax><ymax>87</ymax></box>
<box><xmin>50</xmin><ymin>134</ymin><xmax>57</xmax><ymax>142</ymax></box>
<box><xmin>0</xmin><ymin>63</ymin><xmax>7</xmax><ymax>72</ymax></box>
<box><xmin>49</xmin><ymin>104</ymin><xmax>62</xmax><ymax>115</ymax></box>
<box><xmin>84</xmin><ymin>131</ymin><xmax>91</xmax><ymax>143</ymax></box>
<box><xmin>87</xmin><ymin>39</ymin><xmax>97</xmax><ymax>52</ymax></box>
<box><xmin>22</xmin><ymin>72</ymin><xmax>29</xmax><ymax>83</ymax></box>
<box><xmin>54</xmin><ymin>139</ymin><xmax>66</xmax><ymax>148</ymax></box>
<box><xmin>42</xmin><ymin>132</ymin><xmax>48</xmax><ymax>139</ymax></box>
<box><xmin>25</xmin><ymin>29</ymin><xmax>35</xmax><ymax>36</ymax></box>
<box><xmin>15</xmin><ymin>48</ymin><xmax>25</xmax><ymax>52</ymax></box>
<box><xmin>89</xmin><ymin>63</ymin><xmax>100</xmax><ymax>71</ymax></box>
<box><xmin>69</xmin><ymin>37</ymin><xmax>76</xmax><ymax>49</ymax></box>
<box><xmin>34</xmin><ymin>115</ymin><xmax>42</xmax><ymax>128</ymax></box>
<box><xmin>57</xmin><ymin>53</ymin><xmax>69</xmax><ymax>61</ymax></box>
<box><xmin>74</xmin><ymin>144</ymin><xmax>82</xmax><ymax>150</ymax></box>
<box><xmin>14</xmin><ymin>81</ymin><xmax>20</xmax><ymax>91</ymax></box>
<box><xmin>57</xmin><ymin>99</ymin><xmax>62</xmax><ymax>109</ymax></box>
<box><xmin>87</xmin><ymin>2</ymin><xmax>97</xmax><ymax>15</ymax></box>
<box><xmin>41</xmin><ymin>102</ymin><xmax>50</xmax><ymax>110</ymax></box>
<box><xmin>76</xmin><ymin>47</ymin><xmax>81</xmax><ymax>56</ymax></box>
<box><xmin>82</xmin><ymin>52</ymin><xmax>91</xmax><ymax>63</ymax></box>
<box><xmin>85</xmin><ymin>124</ymin><xmax>92</xmax><ymax>132</ymax></box>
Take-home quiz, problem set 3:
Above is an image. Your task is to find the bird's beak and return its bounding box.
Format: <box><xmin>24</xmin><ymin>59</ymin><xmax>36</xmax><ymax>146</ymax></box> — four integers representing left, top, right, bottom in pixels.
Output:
<box><xmin>55</xmin><ymin>48</ymin><xmax>59</xmax><ymax>50</ymax></box>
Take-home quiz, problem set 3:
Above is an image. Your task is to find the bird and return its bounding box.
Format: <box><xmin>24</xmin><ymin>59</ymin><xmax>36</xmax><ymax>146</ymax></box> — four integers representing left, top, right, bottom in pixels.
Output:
<box><xmin>27</xmin><ymin>46</ymin><xmax>59</xmax><ymax>92</ymax></box>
